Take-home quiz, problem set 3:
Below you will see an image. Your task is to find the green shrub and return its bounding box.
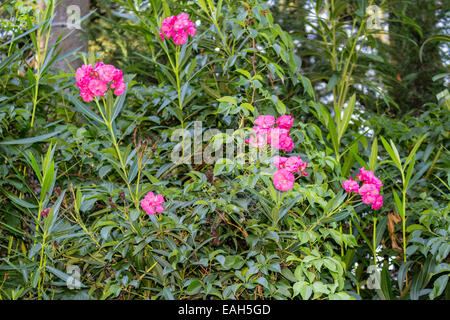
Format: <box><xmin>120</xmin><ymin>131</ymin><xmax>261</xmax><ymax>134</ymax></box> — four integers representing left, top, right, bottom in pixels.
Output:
<box><xmin>0</xmin><ymin>0</ymin><xmax>448</xmax><ymax>300</ymax></box>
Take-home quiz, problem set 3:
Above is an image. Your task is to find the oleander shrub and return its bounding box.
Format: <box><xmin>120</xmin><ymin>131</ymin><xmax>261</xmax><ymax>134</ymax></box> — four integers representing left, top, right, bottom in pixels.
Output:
<box><xmin>0</xmin><ymin>0</ymin><xmax>448</xmax><ymax>300</ymax></box>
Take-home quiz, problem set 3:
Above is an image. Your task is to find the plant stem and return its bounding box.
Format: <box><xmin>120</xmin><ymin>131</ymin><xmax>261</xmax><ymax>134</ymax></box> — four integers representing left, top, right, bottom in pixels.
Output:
<box><xmin>372</xmin><ymin>216</ymin><xmax>377</xmax><ymax>265</ymax></box>
<box><xmin>37</xmin><ymin>233</ymin><xmax>47</xmax><ymax>299</ymax></box>
<box><xmin>94</xmin><ymin>98</ymin><xmax>139</xmax><ymax>234</ymax></box>
<box><xmin>402</xmin><ymin>189</ymin><xmax>407</xmax><ymax>263</ymax></box>
<box><xmin>308</xmin><ymin>194</ymin><xmax>356</xmax><ymax>231</ymax></box>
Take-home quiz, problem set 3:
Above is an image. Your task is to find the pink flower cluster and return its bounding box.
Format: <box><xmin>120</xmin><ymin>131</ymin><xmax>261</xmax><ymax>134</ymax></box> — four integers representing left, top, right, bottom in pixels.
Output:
<box><xmin>75</xmin><ymin>62</ymin><xmax>125</xmax><ymax>102</ymax></box>
<box><xmin>272</xmin><ymin>156</ymin><xmax>308</xmax><ymax>191</ymax></box>
<box><xmin>342</xmin><ymin>167</ymin><xmax>383</xmax><ymax>210</ymax></box>
<box><xmin>141</xmin><ymin>192</ymin><xmax>165</xmax><ymax>215</ymax></box>
<box><xmin>245</xmin><ymin>115</ymin><xmax>294</xmax><ymax>152</ymax></box>
<box><xmin>159</xmin><ymin>13</ymin><xmax>196</xmax><ymax>45</ymax></box>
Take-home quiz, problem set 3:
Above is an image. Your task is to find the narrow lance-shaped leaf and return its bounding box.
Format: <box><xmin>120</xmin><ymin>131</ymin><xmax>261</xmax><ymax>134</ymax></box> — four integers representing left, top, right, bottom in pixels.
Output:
<box><xmin>0</xmin><ymin>129</ymin><xmax>63</xmax><ymax>145</ymax></box>
<box><xmin>369</xmin><ymin>137</ymin><xmax>378</xmax><ymax>172</ymax></box>
<box><xmin>392</xmin><ymin>189</ymin><xmax>403</xmax><ymax>217</ymax></box>
<box><xmin>380</xmin><ymin>136</ymin><xmax>402</xmax><ymax>171</ymax></box>
<box><xmin>28</xmin><ymin>152</ymin><xmax>43</xmax><ymax>184</ymax></box>
<box><xmin>338</xmin><ymin>94</ymin><xmax>356</xmax><ymax>141</ymax></box>
<box><xmin>403</xmin><ymin>134</ymin><xmax>427</xmax><ymax>171</ymax></box>
<box><xmin>404</xmin><ymin>155</ymin><xmax>416</xmax><ymax>190</ymax></box>
<box><xmin>328</xmin><ymin>112</ymin><xmax>339</xmax><ymax>157</ymax></box>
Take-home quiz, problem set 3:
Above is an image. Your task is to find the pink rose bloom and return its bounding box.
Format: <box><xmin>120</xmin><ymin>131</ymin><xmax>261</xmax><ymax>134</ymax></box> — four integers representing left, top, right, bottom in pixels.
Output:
<box><xmin>173</xmin><ymin>31</ymin><xmax>188</xmax><ymax>45</ymax></box>
<box><xmin>109</xmin><ymin>69</ymin><xmax>125</xmax><ymax>95</ymax></box>
<box><xmin>273</xmin><ymin>156</ymin><xmax>308</xmax><ymax>177</ymax></box>
<box><xmin>245</xmin><ymin>133</ymin><xmax>267</xmax><ymax>148</ymax></box>
<box><xmin>80</xmin><ymin>89</ymin><xmax>95</xmax><ymax>102</ymax></box>
<box><xmin>273</xmin><ymin>156</ymin><xmax>288</xmax><ymax>169</ymax></box>
<box><xmin>177</xmin><ymin>13</ymin><xmax>189</xmax><ymax>21</ymax></box>
<box><xmin>141</xmin><ymin>192</ymin><xmax>165</xmax><ymax>215</ymax></box>
<box><xmin>358</xmin><ymin>183</ymin><xmax>379</xmax><ymax>204</ymax></box>
<box><xmin>75</xmin><ymin>64</ymin><xmax>94</xmax><ymax>87</ymax></box>
<box><xmin>299</xmin><ymin>161</ymin><xmax>308</xmax><ymax>176</ymax></box>
<box><xmin>113</xmin><ymin>80</ymin><xmax>126</xmax><ymax>96</ymax></box>
<box><xmin>267</xmin><ymin>127</ymin><xmax>291</xmax><ymax>151</ymax></box>
<box><xmin>342</xmin><ymin>177</ymin><xmax>359</xmax><ymax>193</ymax></box>
<box><xmin>359</xmin><ymin>183</ymin><xmax>381</xmax><ymax>207</ymax></box>
<box><xmin>362</xmin><ymin>193</ymin><xmax>378</xmax><ymax>205</ymax></box>
<box><xmin>344</xmin><ymin>170</ymin><xmax>383</xmax><ymax>210</ymax></box>
<box><xmin>161</xmin><ymin>16</ymin><xmax>176</xmax><ymax>38</ymax></box>
<box><xmin>174</xmin><ymin>13</ymin><xmax>190</xmax><ymax>31</ymax></box>
<box><xmin>371</xmin><ymin>194</ymin><xmax>383</xmax><ymax>210</ymax></box>
<box><xmin>75</xmin><ymin>63</ymin><xmax>125</xmax><ymax>100</ymax></box>
<box><xmin>357</xmin><ymin>167</ymin><xmax>383</xmax><ymax>190</ymax></box>
<box><xmin>284</xmin><ymin>156</ymin><xmax>303</xmax><ymax>173</ymax></box>
<box><xmin>276</xmin><ymin>115</ymin><xmax>294</xmax><ymax>130</ymax></box>
<box><xmin>282</xmin><ymin>136</ymin><xmax>294</xmax><ymax>151</ymax></box>
<box><xmin>186</xmin><ymin>25</ymin><xmax>196</xmax><ymax>37</ymax></box>
<box><xmin>252</xmin><ymin>125</ymin><xmax>270</xmax><ymax>135</ymax></box>
<box><xmin>159</xmin><ymin>14</ymin><xmax>196</xmax><ymax>45</ymax></box>
<box><xmin>273</xmin><ymin>169</ymin><xmax>295</xmax><ymax>191</ymax></box>
<box><xmin>358</xmin><ymin>183</ymin><xmax>379</xmax><ymax>197</ymax></box>
<box><xmin>95</xmin><ymin>63</ymin><xmax>118</xmax><ymax>83</ymax></box>
<box><xmin>88</xmin><ymin>78</ymin><xmax>108</xmax><ymax>96</ymax></box>
<box><xmin>245</xmin><ymin>126</ymin><xmax>269</xmax><ymax>148</ymax></box>
<box><xmin>254</xmin><ymin>115</ymin><xmax>276</xmax><ymax>128</ymax></box>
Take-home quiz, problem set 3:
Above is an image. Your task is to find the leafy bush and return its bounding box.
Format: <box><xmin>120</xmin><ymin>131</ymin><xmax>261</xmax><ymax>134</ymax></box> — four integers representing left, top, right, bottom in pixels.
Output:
<box><xmin>0</xmin><ymin>0</ymin><xmax>448</xmax><ymax>300</ymax></box>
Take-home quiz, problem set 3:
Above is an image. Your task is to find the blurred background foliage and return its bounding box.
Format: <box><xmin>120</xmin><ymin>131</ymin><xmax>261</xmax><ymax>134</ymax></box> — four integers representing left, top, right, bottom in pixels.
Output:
<box><xmin>0</xmin><ymin>0</ymin><xmax>449</xmax><ymax>300</ymax></box>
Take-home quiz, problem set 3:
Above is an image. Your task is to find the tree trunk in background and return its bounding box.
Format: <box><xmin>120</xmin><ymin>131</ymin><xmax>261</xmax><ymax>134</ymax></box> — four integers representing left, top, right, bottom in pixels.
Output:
<box><xmin>50</xmin><ymin>0</ymin><xmax>90</xmax><ymax>72</ymax></box>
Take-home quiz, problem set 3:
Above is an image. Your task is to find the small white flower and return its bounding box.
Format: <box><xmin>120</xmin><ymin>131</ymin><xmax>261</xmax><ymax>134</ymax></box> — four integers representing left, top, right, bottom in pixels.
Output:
<box><xmin>215</xmin><ymin>47</ymin><xmax>220</xmax><ymax>52</ymax></box>
<box><xmin>195</xmin><ymin>19</ymin><xmax>201</xmax><ymax>27</ymax></box>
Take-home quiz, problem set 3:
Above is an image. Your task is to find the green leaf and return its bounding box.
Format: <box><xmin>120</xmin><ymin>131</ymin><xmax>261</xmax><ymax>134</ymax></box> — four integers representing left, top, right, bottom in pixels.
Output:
<box><xmin>240</xmin><ymin>103</ymin><xmax>254</xmax><ymax>113</ymax></box>
<box><xmin>186</xmin><ymin>279</ymin><xmax>203</xmax><ymax>295</ymax></box>
<box><xmin>392</xmin><ymin>189</ymin><xmax>403</xmax><ymax>216</ymax></box>
<box><xmin>293</xmin><ymin>281</ymin><xmax>312</xmax><ymax>300</ymax></box>
<box><xmin>403</xmin><ymin>134</ymin><xmax>427</xmax><ymax>171</ymax></box>
<box><xmin>217</xmin><ymin>96</ymin><xmax>237</xmax><ymax>104</ymax></box>
<box><xmin>0</xmin><ymin>129</ymin><xmax>63</xmax><ymax>145</ymax></box>
<box><xmin>380</xmin><ymin>264</ymin><xmax>393</xmax><ymax>300</ymax></box>
<box><xmin>404</xmin><ymin>155</ymin><xmax>415</xmax><ymax>190</ymax></box>
<box><xmin>270</xmin><ymin>95</ymin><xmax>286</xmax><ymax>114</ymax></box>
<box><xmin>429</xmin><ymin>274</ymin><xmax>449</xmax><ymax>300</ymax></box>
<box><xmin>40</xmin><ymin>161</ymin><xmax>55</xmax><ymax>200</ymax></box>
<box><xmin>2</xmin><ymin>188</ymin><xmax>38</xmax><ymax>209</ymax></box>
<box><xmin>67</xmin><ymin>95</ymin><xmax>103</xmax><ymax>124</ymax></box>
<box><xmin>369</xmin><ymin>137</ymin><xmax>378</xmax><ymax>172</ymax></box>
<box><xmin>380</xmin><ymin>136</ymin><xmax>402</xmax><ymax>171</ymax></box>
<box><xmin>327</xmin><ymin>113</ymin><xmax>339</xmax><ymax>157</ymax></box>
<box><xmin>28</xmin><ymin>152</ymin><xmax>42</xmax><ymax>183</ymax></box>
<box><xmin>398</xmin><ymin>261</ymin><xmax>413</xmax><ymax>293</ymax></box>
<box><xmin>419</xmin><ymin>35</ymin><xmax>450</xmax><ymax>62</ymax></box>
<box><xmin>338</xmin><ymin>94</ymin><xmax>356</xmax><ymax>141</ymax></box>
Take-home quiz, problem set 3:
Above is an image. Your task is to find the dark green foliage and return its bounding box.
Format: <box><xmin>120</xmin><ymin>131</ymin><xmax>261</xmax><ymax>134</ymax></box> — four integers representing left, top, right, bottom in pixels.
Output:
<box><xmin>0</xmin><ymin>0</ymin><xmax>448</xmax><ymax>300</ymax></box>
